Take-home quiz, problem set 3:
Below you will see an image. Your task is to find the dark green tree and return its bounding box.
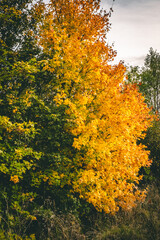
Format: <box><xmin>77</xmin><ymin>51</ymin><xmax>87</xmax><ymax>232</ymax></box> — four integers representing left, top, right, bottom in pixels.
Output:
<box><xmin>0</xmin><ymin>1</ymin><xmax>45</xmax><ymax>238</ymax></box>
<box><xmin>140</xmin><ymin>120</ymin><xmax>160</xmax><ymax>182</ymax></box>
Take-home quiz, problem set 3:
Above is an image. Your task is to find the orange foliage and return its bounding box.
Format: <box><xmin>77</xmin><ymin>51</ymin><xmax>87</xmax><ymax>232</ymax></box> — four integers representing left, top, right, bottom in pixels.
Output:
<box><xmin>39</xmin><ymin>0</ymin><xmax>152</xmax><ymax>213</ymax></box>
<box><xmin>10</xmin><ymin>175</ymin><xmax>19</xmax><ymax>184</ymax></box>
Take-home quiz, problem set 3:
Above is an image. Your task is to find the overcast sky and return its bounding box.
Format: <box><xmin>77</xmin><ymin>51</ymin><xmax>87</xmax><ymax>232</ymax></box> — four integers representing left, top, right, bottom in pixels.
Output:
<box><xmin>102</xmin><ymin>0</ymin><xmax>160</xmax><ymax>66</ymax></box>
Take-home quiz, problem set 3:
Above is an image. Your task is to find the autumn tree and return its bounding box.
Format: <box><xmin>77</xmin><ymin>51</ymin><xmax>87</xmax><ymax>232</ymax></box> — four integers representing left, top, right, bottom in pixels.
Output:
<box><xmin>37</xmin><ymin>0</ymin><xmax>152</xmax><ymax>213</ymax></box>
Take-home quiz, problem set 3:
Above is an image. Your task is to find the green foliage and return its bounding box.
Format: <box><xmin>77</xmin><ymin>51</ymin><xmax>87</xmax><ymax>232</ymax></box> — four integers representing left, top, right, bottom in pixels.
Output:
<box><xmin>0</xmin><ymin>187</ymin><xmax>37</xmax><ymax>239</ymax></box>
<box><xmin>127</xmin><ymin>48</ymin><xmax>160</xmax><ymax>114</ymax></box>
<box><xmin>141</xmin><ymin>48</ymin><xmax>160</xmax><ymax>113</ymax></box>
<box><xmin>127</xmin><ymin>66</ymin><xmax>141</xmax><ymax>84</ymax></box>
<box><xmin>140</xmin><ymin>120</ymin><xmax>160</xmax><ymax>182</ymax></box>
<box><xmin>127</xmin><ymin>48</ymin><xmax>160</xmax><ymax>183</ymax></box>
<box><xmin>0</xmin><ymin>1</ymin><xmax>45</xmax><ymax>238</ymax></box>
<box><xmin>0</xmin><ymin>0</ymin><xmax>82</xmax><ymax>236</ymax></box>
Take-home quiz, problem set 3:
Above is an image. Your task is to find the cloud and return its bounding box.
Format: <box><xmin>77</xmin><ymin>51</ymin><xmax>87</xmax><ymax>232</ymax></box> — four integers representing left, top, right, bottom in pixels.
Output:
<box><xmin>124</xmin><ymin>55</ymin><xmax>147</xmax><ymax>66</ymax></box>
<box><xmin>104</xmin><ymin>0</ymin><xmax>160</xmax><ymax>8</ymax></box>
<box><xmin>102</xmin><ymin>0</ymin><xmax>160</xmax><ymax>66</ymax></box>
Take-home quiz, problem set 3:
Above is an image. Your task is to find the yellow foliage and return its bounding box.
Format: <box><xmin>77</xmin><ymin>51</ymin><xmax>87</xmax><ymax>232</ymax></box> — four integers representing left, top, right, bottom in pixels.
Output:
<box><xmin>39</xmin><ymin>0</ymin><xmax>153</xmax><ymax>213</ymax></box>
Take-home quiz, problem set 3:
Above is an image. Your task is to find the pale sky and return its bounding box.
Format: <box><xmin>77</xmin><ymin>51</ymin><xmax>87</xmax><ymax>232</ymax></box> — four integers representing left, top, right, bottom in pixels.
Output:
<box><xmin>102</xmin><ymin>0</ymin><xmax>160</xmax><ymax>66</ymax></box>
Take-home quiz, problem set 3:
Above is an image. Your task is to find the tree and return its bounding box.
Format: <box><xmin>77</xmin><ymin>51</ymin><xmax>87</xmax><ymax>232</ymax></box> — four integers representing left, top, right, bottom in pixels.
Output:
<box><xmin>142</xmin><ymin>48</ymin><xmax>160</xmax><ymax>114</ymax></box>
<box><xmin>0</xmin><ymin>1</ymin><xmax>44</xmax><ymax>237</ymax></box>
<box><xmin>127</xmin><ymin>48</ymin><xmax>160</xmax><ymax>114</ymax></box>
<box><xmin>127</xmin><ymin>49</ymin><xmax>160</xmax><ymax>184</ymax></box>
<box><xmin>37</xmin><ymin>0</ymin><xmax>152</xmax><ymax>213</ymax></box>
